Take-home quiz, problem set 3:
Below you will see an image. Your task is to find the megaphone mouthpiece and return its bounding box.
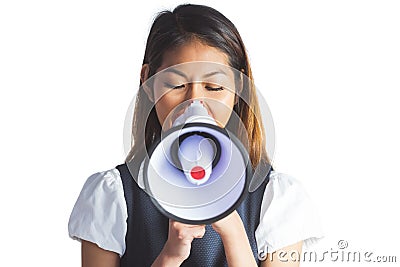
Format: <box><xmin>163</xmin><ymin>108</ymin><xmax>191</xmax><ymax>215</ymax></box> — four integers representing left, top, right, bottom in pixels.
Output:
<box><xmin>173</xmin><ymin>100</ymin><xmax>217</xmax><ymax>127</ymax></box>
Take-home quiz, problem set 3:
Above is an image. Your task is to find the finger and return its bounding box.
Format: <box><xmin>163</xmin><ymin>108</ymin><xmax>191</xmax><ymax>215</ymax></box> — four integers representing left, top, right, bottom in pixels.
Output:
<box><xmin>172</xmin><ymin>221</ymin><xmax>204</xmax><ymax>231</ymax></box>
<box><xmin>178</xmin><ymin>225</ymin><xmax>204</xmax><ymax>238</ymax></box>
<box><xmin>185</xmin><ymin>224</ymin><xmax>206</xmax><ymax>228</ymax></box>
<box><xmin>171</xmin><ymin>220</ymin><xmax>188</xmax><ymax>231</ymax></box>
<box><xmin>193</xmin><ymin>226</ymin><xmax>206</xmax><ymax>238</ymax></box>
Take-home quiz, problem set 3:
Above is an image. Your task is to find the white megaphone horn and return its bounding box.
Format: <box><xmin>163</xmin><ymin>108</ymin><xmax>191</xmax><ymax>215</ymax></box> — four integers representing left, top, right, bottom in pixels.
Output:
<box><xmin>143</xmin><ymin>99</ymin><xmax>252</xmax><ymax>224</ymax></box>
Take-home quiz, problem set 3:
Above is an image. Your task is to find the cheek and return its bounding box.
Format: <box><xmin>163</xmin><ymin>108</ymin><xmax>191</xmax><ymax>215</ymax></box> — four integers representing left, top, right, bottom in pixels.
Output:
<box><xmin>154</xmin><ymin>99</ymin><xmax>168</xmax><ymax>126</ymax></box>
<box><xmin>208</xmin><ymin>92</ymin><xmax>236</xmax><ymax>126</ymax></box>
<box><xmin>154</xmin><ymin>95</ymin><xmax>181</xmax><ymax>126</ymax></box>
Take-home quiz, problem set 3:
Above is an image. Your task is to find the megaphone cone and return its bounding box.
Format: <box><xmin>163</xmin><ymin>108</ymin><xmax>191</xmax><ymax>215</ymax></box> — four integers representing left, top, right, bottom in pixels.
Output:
<box><xmin>143</xmin><ymin>101</ymin><xmax>252</xmax><ymax>224</ymax></box>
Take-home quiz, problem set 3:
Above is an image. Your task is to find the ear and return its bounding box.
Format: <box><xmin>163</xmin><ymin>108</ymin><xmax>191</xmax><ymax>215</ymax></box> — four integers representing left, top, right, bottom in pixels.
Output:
<box><xmin>141</xmin><ymin>64</ymin><xmax>154</xmax><ymax>102</ymax></box>
<box><xmin>234</xmin><ymin>70</ymin><xmax>245</xmax><ymax>105</ymax></box>
<box><xmin>234</xmin><ymin>95</ymin><xmax>239</xmax><ymax>105</ymax></box>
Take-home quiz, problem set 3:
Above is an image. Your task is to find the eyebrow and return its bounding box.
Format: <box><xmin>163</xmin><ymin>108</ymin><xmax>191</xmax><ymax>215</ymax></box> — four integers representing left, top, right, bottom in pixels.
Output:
<box><xmin>202</xmin><ymin>70</ymin><xmax>227</xmax><ymax>78</ymax></box>
<box><xmin>163</xmin><ymin>68</ymin><xmax>228</xmax><ymax>79</ymax></box>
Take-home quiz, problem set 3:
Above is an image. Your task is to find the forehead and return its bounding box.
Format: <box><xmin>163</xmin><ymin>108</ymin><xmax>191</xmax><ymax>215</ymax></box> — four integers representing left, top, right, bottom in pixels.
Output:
<box><xmin>157</xmin><ymin>61</ymin><xmax>234</xmax><ymax>81</ymax></box>
<box><xmin>158</xmin><ymin>41</ymin><xmax>230</xmax><ymax>72</ymax></box>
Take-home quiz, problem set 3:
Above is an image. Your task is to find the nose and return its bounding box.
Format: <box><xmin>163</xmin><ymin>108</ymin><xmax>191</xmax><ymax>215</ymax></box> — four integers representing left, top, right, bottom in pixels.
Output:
<box><xmin>187</xmin><ymin>83</ymin><xmax>204</xmax><ymax>101</ymax></box>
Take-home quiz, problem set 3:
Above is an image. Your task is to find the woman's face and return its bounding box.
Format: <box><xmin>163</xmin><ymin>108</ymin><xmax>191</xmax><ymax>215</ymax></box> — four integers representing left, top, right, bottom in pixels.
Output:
<box><xmin>144</xmin><ymin>41</ymin><xmax>237</xmax><ymax>130</ymax></box>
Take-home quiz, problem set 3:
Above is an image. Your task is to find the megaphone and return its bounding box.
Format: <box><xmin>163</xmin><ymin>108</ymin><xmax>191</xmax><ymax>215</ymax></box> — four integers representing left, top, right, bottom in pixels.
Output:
<box><xmin>143</xmin><ymin>100</ymin><xmax>252</xmax><ymax>224</ymax></box>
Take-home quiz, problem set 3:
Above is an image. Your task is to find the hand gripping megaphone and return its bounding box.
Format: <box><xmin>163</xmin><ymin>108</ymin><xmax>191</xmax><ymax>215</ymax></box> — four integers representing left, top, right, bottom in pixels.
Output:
<box><xmin>142</xmin><ymin>100</ymin><xmax>253</xmax><ymax>224</ymax></box>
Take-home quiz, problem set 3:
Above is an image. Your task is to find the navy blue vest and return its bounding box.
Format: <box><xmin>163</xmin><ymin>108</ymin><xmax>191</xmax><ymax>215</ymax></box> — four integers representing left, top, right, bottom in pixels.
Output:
<box><xmin>116</xmin><ymin>161</ymin><xmax>272</xmax><ymax>267</ymax></box>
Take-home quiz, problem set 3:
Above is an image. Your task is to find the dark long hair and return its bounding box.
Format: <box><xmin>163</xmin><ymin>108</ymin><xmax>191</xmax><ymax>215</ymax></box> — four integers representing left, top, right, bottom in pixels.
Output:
<box><xmin>126</xmin><ymin>4</ymin><xmax>272</xmax><ymax>170</ymax></box>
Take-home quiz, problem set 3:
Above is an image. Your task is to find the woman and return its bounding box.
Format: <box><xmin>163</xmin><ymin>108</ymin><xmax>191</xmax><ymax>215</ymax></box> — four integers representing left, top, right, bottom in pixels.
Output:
<box><xmin>69</xmin><ymin>4</ymin><xmax>323</xmax><ymax>266</ymax></box>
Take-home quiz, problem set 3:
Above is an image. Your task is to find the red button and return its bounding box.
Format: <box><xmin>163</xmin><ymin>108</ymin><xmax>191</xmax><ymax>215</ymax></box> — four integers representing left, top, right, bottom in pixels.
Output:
<box><xmin>190</xmin><ymin>166</ymin><xmax>205</xmax><ymax>180</ymax></box>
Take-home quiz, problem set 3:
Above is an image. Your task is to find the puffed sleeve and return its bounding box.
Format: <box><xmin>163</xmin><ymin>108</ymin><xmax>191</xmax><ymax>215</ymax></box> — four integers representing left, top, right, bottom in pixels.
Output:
<box><xmin>68</xmin><ymin>168</ymin><xmax>127</xmax><ymax>257</ymax></box>
<box><xmin>255</xmin><ymin>171</ymin><xmax>323</xmax><ymax>258</ymax></box>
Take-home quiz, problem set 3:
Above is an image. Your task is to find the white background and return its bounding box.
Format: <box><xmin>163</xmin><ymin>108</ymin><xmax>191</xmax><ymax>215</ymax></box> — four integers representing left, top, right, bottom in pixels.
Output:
<box><xmin>0</xmin><ymin>0</ymin><xmax>399</xmax><ymax>266</ymax></box>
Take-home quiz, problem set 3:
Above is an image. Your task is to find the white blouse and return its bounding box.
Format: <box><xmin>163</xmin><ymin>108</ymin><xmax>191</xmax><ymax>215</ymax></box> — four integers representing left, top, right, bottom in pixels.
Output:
<box><xmin>68</xmin><ymin>161</ymin><xmax>323</xmax><ymax>259</ymax></box>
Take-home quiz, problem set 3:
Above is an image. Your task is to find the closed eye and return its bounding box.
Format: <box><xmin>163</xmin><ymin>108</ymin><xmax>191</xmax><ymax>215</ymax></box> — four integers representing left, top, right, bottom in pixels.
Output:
<box><xmin>173</xmin><ymin>85</ymin><xmax>185</xmax><ymax>89</ymax></box>
<box><xmin>206</xmin><ymin>86</ymin><xmax>224</xmax><ymax>91</ymax></box>
<box><xmin>165</xmin><ymin>83</ymin><xmax>185</xmax><ymax>89</ymax></box>
<box><xmin>164</xmin><ymin>83</ymin><xmax>223</xmax><ymax>91</ymax></box>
